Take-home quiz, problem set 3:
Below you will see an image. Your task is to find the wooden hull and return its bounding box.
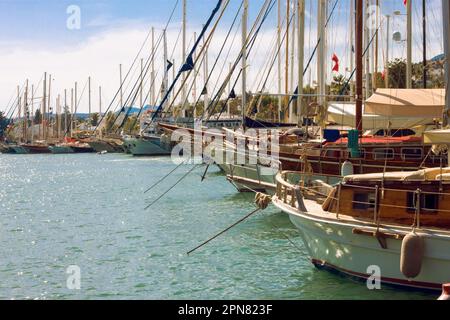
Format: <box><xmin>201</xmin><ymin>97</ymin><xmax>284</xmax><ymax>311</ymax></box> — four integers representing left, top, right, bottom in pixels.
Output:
<box><xmin>49</xmin><ymin>146</ymin><xmax>74</xmax><ymax>154</ymax></box>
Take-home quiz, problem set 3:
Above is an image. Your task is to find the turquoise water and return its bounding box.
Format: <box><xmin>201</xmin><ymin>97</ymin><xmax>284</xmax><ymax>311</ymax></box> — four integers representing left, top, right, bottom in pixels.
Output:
<box><xmin>0</xmin><ymin>154</ymin><xmax>436</xmax><ymax>300</ymax></box>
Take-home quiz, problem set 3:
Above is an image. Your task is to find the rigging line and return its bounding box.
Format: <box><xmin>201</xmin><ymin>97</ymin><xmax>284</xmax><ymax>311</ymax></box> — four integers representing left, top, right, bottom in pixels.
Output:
<box><xmin>251</xmin><ymin>17</ymin><xmax>284</xmax><ymax>95</ymax></box>
<box><xmin>205</xmin><ymin>0</ymin><xmax>276</xmax><ymax>120</ymax></box>
<box><xmin>268</xmin><ymin>220</ymin><xmax>305</xmax><ymax>253</ymax></box>
<box><xmin>337</xmin><ymin>19</ymin><xmax>382</xmax><ymax>101</ymax></box>
<box><xmin>152</xmin><ymin>0</ymin><xmax>230</xmax><ymax>122</ymax></box>
<box><xmin>131</xmin><ymin>25</ymin><xmax>185</xmax><ymax>130</ymax></box>
<box><xmin>144</xmin><ymin>164</ymin><xmax>200</xmax><ymax>210</ymax></box>
<box><xmin>187</xmin><ymin>207</ymin><xmax>261</xmax><ymax>255</ymax></box>
<box><xmin>206</xmin><ymin>0</ymin><xmax>276</xmax><ymax>122</ymax></box>
<box><xmin>192</xmin><ymin>0</ymin><xmax>244</xmax><ymax>120</ymax></box>
<box><xmin>170</xmin><ymin>0</ymin><xmax>272</xmax><ymax>120</ymax></box>
<box><xmin>113</xmin><ymin>31</ymin><xmax>168</xmax><ymax>130</ymax></box>
<box><xmin>256</xmin><ymin>11</ymin><xmax>295</xmax><ymax>119</ymax></box>
<box><xmin>127</xmin><ymin>68</ymin><xmax>163</xmax><ymax>132</ymax></box>
<box><xmin>114</xmin><ymin>57</ymin><xmax>154</xmax><ymax>130</ymax></box>
<box><xmin>64</xmin><ymin>79</ymin><xmax>89</xmax><ymax>137</ymax></box>
<box><xmin>285</xmin><ymin>0</ymin><xmax>340</xmax><ymax>113</ymax></box>
<box><xmin>119</xmin><ymin>22</ymin><xmax>185</xmax><ymax>132</ymax></box>
<box><xmin>6</xmin><ymin>82</ymin><xmax>28</xmax><ymax>123</ymax></box>
<box><xmin>5</xmin><ymin>80</ymin><xmax>27</xmax><ymax>119</ymax></box>
<box><xmin>213</xmin><ymin>0</ymin><xmax>277</xmax><ymax>123</ymax></box>
<box><xmin>94</xmin><ymin>0</ymin><xmax>180</xmax><ymax>132</ymax></box>
<box><xmin>3</xmin><ymin>87</ymin><xmax>18</xmax><ymax>114</ymax></box>
<box><xmin>149</xmin><ymin>0</ymin><xmax>228</xmax><ymax>125</ymax></box>
<box><xmin>144</xmin><ymin>159</ymin><xmax>187</xmax><ymax>194</ymax></box>
<box><xmin>201</xmin><ymin>12</ymin><xmax>243</xmax><ymax>120</ymax></box>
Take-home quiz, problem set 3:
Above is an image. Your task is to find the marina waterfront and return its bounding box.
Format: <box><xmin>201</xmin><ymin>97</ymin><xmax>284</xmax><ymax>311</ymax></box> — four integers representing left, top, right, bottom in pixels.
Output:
<box><xmin>0</xmin><ymin>153</ymin><xmax>435</xmax><ymax>300</ymax></box>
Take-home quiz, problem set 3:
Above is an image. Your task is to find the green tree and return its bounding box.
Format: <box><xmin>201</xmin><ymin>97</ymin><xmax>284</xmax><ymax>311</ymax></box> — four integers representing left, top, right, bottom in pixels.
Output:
<box><xmin>386</xmin><ymin>58</ymin><xmax>407</xmax><ymax>88</ymax></box>
<box><xmin>91</xmin><ymin>113</ymin><xmax>99</xmax><ymax>127</ymax></box>
<box><xmin>330</xmin><ymin>74</ymin><xmax>350</xmax><ymax>100</ymax></box>
<box><xmin>0</xmin><ymin>111</ymin><xmax>8</xmax><ymax>138</ymax></box>
<box><xmin>34</xmin><ymin>109</ymin><xmax>42</xmax><ymax>124</ymax></box>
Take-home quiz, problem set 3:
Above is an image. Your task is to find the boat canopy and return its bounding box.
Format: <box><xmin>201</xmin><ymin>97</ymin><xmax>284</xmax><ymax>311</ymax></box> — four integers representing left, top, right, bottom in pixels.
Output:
<box><xmin>423</xmin><ymin>129</ymin><xmax>450</xmax><ymax>144</ymax></box>
<box><xmin>327</xmin><ymin>102</ymin><xmax>434</xmax><ymax>129</ymax></box>
<box><xmin>364</xmin><ymin>89</ymin><xmax>445</xmax><ymax>117</ymax></box>
<box><xmin>343</xmin><ymin>167</ymin><xmax>450</xmax><ymax>183</ymax></box>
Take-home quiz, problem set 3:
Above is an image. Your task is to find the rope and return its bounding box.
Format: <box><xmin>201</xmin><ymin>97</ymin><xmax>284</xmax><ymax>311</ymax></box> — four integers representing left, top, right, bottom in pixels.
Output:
<box><xmin>254</xmin><ymin>192</ymin><xmax>272</xmax><ymax>210</ymax></box>
<box><xmin>144</xmin><ymin>164</ymin><xmax>199</xmax><ymax>210</ymax></box>
<box><xmin>143</xmin><ymin>160</ymin><xmax>186</xmax><ymax>194</ymax></box>
<box><xmin>187</xmin><ymin>207</ymin><xmax>261</xmax><ymax>255</ymax></box>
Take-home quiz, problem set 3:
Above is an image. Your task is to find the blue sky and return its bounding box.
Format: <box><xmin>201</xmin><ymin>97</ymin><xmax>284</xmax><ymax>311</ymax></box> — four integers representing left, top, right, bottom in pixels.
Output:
<box><xmin>0</xmin><ymin>0</ymin><xmax>444</xmax><ymax>113</ymax></box>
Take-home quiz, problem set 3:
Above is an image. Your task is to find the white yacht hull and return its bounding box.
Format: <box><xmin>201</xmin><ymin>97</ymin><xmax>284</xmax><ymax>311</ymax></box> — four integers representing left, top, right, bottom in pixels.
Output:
<box><xmin>125</xmin><ymin>136</ymin><xmax>171</xmax><ymax>156</ymax></box>
<box><xmin>272</xmin><ymin>197</ymin><xmax>450</xmax><ymax>291</ymax></box>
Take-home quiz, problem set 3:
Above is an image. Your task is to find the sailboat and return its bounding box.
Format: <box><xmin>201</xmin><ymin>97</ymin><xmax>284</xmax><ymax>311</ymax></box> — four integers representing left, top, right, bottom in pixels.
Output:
<box><xmin>271</xmin><ymin>0</ymin><xmax>450</xmax><ymax>291</ymax></box>
<box><xmin>126</xmin><ymin>0</ymin><xmax>225</xmax><ymax>156</ymax></box>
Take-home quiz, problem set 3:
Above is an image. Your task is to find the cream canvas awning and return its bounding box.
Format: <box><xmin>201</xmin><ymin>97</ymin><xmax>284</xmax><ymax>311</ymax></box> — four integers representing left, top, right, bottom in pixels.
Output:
<box><xmin>423</xmin><ymin>129</ymin><xmax>450</xmax><ymax>144</ymax></box>
<box><xmin>365</xmin><ymin>89</ymin><xmax>445</xmax><ymax>117</ymax></box>
<box><xmin>327</xmin><ymin>102</ymin><xmax>434</xmax><ymax>130</ymax></box>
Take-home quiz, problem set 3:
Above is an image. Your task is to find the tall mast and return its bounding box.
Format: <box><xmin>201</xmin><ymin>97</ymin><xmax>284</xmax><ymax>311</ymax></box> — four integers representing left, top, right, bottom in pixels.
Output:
<box><xmin>277</xmin><ymin>0</ymin><xmax>282</xmax><ymax>121</ymax></box>
<box><xmin>356</xmin><ymin>0</ymin><xmax>363</xmax><ymax>132</ymax></box>
<box><xmin>18</xmin><ymin>89</ymin><xmax>22</xmax><ymax>143</ymax></box>
<box><xmin>17</xmin><ymin>85</ymin><xmax>21</xmax><ymax>142</ymax></box>
<box><xmin>203</xmin><ymin>25</ymin><xmax>209</xmax><ymax>117</ymax></box>
<box><xmin>151</xmin><ymin>27</ymin><xmax>156</xmax><ymax>106</ymax></box>
<box><xmin>289</xmin><ymin>1</ymin><xmax>296</xmax><ymax>123</ymax></box>
<box><xmin>443</xmin><ymin>0</ymin><xmax>450</xmax><ymax>127</ymax></box>
<box><xmin>88</xmin><ymin>76</ymin><xmax>91</xmax><ymax>123</ymax></box>
<box><xmin>42</xmin><ymin>72</ymin><xmax>47</xmax><ymax>141</ymax></box>
<box><xmin>192</xmin><ymin>32</ymin><xmax>198</xmax><ymax>117</ymax></box>
<box><xmin>385</xmin><ymin>14</ymin><xmax>391</xmax><ymax>88</ymax></box>
<box><xmin>24</xmin><ymin>80</ymin><xmax>28</xmax><ymax>142</ymax></box>
<box><xmin>163</xmin><ymin>29</ymin><xmax>169</xmax><ymax>111</ymax></box>
<box><xmin>349</xmin><ymin>0</ymin><xmax>355</xmax><ymax>98</ymax></box>
<box><xmin>422</xmin><ymin>0</ymin><xmax>427</xmax><ymax>88</ymax></box>
<box><xmin>364</xmin><ymin>0</ymin><xmax>370</xmax><ymax>98</ymax></box>
<box><xmin>317</xmin><ymin>0</ymin><xmax>326</xmax><ymax>107</ymax></box>
<box><xmin>64</xmin><ymin>89</ymin><xmax>67</xmax><ymax>138</ymax></box>
<box><xmin>373</xmin><ymin>0</ymin><xmax>379</xmax><ymax>92</ymax></box>
<box><xmin>57</xmin><ymin>94</ymin><xmax>61</xmax><ymax>139</ymax></box>
<box><xmin>140</xmin><ymin>58</ymin><xmax>144</xmax><ymax>107</ymax></box>
<box><xmin>284</xmin><ymin>0</ymin><xmax>290</xmax><ymax>121</ymax></box>
<box><xmin>70</xmin><ymin>88</ymin><xmax>74</xmax><ymax>137</ymax></box>
<box><xmin>47</xmin><ymin>74</ymin><xmax>52</xmax><ymax>139</ymax></box>
<box><xmin>228</xmin><ymin>62</ymin><xmax>232</xmax><ymax>117</ymax></box>
<box><xmin>406</xmin><ymin>0</ymin><xmax>412</xmax><ymax>88</ymax></box>
<box><xmin>182</xmin><ymin>0</ymin><xmax>187</xmax><ymax>117</ymax></box>
<box><xmin>99</xmin><ymin>86</ymin><xmax>102</xmax><ymax>116</ymax></box>
<box><xmin>74</xmin><ymin>81</ymin><xmax>77</xmax><ymax>135</ymax></box>
<box><xmin>297</xmin><ymin>0</ymin><xmax>305</xmax><ymax>125</ymax></box>
<box><xmin>31</xmin><ymin>84</ymin><xmax>34</xmax><ymax>143</ymax></box>
<box><xmin>119</xmin><ymin>64</ymin><xmax>123</xmax><ymax>109</ymax></box>
<box><xmin>242</xmin><ymin>0</ymin><xmax>248</xmax><ymax>127</ymax></box>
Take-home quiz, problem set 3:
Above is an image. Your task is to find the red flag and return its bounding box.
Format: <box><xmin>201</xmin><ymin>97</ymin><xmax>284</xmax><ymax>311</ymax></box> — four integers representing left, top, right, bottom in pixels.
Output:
<box><xmin>331</xmin><ymin>53</ymin><xmax>340</xmax><ymax>72</ymax></box>
<box><xmin>404</xmin><ymin>0</ymin><xmax>407</xmax><ymax>6</ymax></box>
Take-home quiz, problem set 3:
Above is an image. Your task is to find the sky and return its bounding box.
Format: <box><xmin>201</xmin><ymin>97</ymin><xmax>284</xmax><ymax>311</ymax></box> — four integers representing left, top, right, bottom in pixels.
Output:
<box><xmin>0</xmin><ymin>0</ymin><xmax>445</xmax><ymax>115</ymax></box>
